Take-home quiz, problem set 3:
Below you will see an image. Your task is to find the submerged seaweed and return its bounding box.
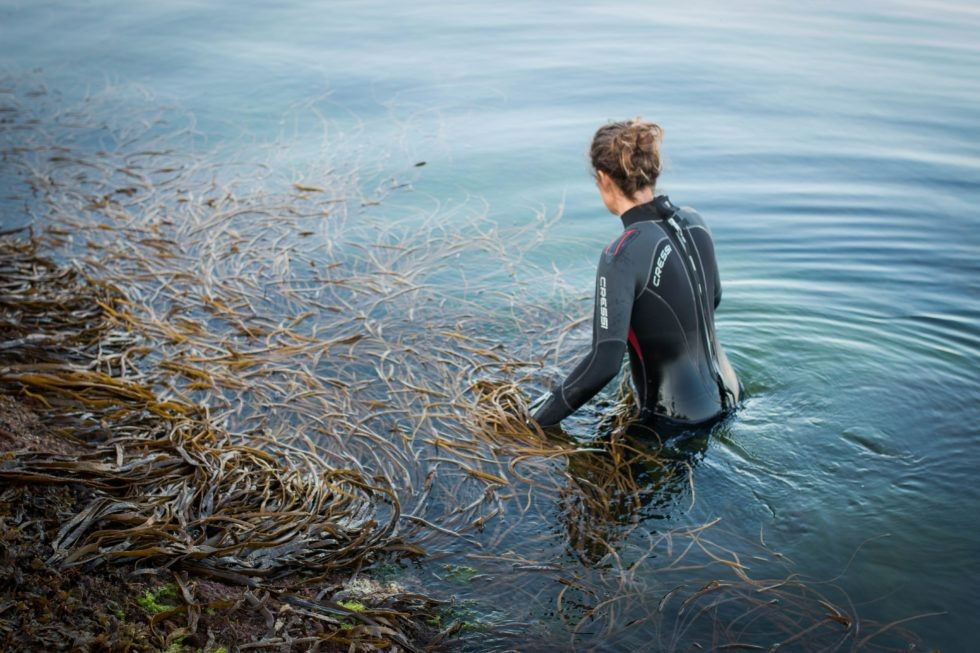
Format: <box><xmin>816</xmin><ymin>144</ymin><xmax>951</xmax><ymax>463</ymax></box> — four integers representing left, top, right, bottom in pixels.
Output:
<box><xmin>0</xmin><ymin>76</ymin><xmax>938</xmax><ymax>651</ymax></box>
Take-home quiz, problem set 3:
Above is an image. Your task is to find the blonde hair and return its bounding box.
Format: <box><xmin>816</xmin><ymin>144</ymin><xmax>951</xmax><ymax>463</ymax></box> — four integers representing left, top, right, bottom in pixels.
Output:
<box><xmin>590</xmin><ymin>117</ymin><xmax>663</xmax><ymax>199</ymax></box>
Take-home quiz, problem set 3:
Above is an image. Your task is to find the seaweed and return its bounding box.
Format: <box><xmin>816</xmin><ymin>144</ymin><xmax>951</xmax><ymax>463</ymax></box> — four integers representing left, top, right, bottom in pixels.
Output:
<box><xmin>0</xmin><ymin>74</ymin><xmax>941</xmax><ymax>651</ymax></box>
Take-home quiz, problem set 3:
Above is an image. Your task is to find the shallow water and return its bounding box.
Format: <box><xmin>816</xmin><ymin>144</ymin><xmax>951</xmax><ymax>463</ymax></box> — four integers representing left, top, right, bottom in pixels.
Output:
<box><xmin>2</xmin><ymin>0</ymin><xmax>979</xmax><ymax>649</ymax></box>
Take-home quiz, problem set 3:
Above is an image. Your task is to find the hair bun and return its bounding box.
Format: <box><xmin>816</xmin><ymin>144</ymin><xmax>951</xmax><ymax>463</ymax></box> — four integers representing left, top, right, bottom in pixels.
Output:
<box><xmin>590</xmin><ymin>117</ymin><xmax>663</xmax><ymax>199</ymax></box>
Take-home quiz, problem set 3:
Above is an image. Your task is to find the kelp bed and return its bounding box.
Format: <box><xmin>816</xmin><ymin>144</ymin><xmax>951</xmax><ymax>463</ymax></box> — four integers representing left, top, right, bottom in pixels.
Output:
<box><xmin>0</xmin><ymin>236</ymin><xmax>443</xmax><ymax>651</ymax></box>
<box><xmin>0</xmin><ymin>77</ymin><xmax>937</xmax><ymax>651</ymax></box>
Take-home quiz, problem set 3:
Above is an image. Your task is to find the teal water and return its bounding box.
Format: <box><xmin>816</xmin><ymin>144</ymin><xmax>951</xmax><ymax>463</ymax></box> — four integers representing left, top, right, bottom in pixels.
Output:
<box><xmin>3</xmin><ymin>0</ymin><xmax>979</xmax><ymax>649</ymax></box>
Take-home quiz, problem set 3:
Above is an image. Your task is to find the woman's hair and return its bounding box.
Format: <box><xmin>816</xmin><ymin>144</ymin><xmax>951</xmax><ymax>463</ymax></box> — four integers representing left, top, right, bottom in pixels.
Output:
<box><xmin>590</xmin><ymin>118</ymin><xmax>663</xmax><ymax>199</ymax></box>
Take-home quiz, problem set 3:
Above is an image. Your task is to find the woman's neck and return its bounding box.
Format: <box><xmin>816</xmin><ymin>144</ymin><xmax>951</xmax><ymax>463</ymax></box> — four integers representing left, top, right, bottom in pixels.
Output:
<box><xmin>614</xmin><ymin>187</ymin><xmax>654</xmax><ymax>216</ymax></box>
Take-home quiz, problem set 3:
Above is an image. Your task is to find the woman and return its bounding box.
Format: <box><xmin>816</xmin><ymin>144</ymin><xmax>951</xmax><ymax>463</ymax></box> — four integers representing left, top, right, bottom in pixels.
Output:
<box><xmin>530</xmin><ymin>118</ymin><xmax>740</xmax><ymax>435</ymax></box>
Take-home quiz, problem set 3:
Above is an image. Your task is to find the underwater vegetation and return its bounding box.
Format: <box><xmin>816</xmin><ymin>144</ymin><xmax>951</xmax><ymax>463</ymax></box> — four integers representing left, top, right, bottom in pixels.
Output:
<box><xmin>0</xmin><ymin>76</ymin><xmax>938</xmax><ymax>651</ymax></box>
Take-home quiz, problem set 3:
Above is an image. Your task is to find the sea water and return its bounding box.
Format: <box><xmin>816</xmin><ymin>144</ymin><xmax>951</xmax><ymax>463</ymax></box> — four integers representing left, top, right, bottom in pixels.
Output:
<box><xmin>2</xmin><ymin>0</ymin><xmax>978</xmax><ymax>649</ymax></box>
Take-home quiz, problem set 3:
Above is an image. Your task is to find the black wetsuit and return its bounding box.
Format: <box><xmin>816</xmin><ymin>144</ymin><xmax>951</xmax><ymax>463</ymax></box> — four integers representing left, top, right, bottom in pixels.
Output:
<box><xmin>532</xmin><ymin>195</ymin><xmax>739</xmax><ymax>430</ymax></box>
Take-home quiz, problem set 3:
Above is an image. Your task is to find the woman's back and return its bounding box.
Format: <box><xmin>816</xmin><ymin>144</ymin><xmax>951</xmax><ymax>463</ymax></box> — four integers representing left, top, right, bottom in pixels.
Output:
<box><xmin>529</xmin><ymin>118</ymin><xmax>739</xmax><ymax>432</ymax></box>
<box><xmin>616</xmin><ymin>197</ymin><xmax>739</xmax><ymax>426</ymax></box>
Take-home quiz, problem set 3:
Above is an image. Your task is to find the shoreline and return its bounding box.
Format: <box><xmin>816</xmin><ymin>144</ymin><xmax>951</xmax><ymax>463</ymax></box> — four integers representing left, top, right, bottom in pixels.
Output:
<box><xmin>1</xmin><ymin>393</ymin><xmax>286</xmax><ymax>651</ymax></box>
<box><xmin>0</xmin><ymin>237</ymin><xmax>440</xmax><ymax>652</ymax></box>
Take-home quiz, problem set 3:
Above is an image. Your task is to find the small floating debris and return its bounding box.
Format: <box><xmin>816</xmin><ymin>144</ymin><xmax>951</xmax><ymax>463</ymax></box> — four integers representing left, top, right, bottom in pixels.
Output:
<box><xmin>292</xmin><ymin>183</ymin><xmax>324</xmax><ymax>192</ymax></box>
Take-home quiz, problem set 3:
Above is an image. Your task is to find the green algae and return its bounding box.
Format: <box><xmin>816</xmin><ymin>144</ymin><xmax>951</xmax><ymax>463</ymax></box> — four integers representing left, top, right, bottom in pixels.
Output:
<box><xmin>443</xmin><ymin>564</ymin><xmax>479</xmax><ymax>583</ymax></box>
<box><xmin>136</xmin><ymin>584</ymin><xmax>179</xmax><ymax>615</ymax></box>
<box><xmin>338</xmin><ymin>599</ymin><xmax>367</xmax><ymax>612</ymax></box>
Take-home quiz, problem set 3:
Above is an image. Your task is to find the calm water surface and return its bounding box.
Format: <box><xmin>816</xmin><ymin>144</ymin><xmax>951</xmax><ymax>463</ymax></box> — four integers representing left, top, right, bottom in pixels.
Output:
<box><xmin>2</xmin><ymin>0</ymin><xmax>979</xmax><ymax>649</ymax></box>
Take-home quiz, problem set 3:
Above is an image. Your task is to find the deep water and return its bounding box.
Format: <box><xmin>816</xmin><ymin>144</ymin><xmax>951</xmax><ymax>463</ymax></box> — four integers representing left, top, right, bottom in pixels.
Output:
<box><xmin>2</xmin><ymin>0</ymin><xmax>979</xmax><ymax>649</ymax></box>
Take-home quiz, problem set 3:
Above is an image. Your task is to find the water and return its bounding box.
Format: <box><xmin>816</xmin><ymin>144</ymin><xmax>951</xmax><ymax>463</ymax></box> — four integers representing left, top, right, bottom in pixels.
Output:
<box><xmin>3</xmin><ymin>0</ymin><xmax>979</xmax><ymax>649</ymax></box>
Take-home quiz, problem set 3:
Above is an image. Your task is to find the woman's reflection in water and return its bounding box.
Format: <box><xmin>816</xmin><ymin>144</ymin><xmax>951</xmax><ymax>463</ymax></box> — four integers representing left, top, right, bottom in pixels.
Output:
<box><xmin>555</xmin><ymin>413</ymin><xmax>725</xmax><ymax>567</ymax></box>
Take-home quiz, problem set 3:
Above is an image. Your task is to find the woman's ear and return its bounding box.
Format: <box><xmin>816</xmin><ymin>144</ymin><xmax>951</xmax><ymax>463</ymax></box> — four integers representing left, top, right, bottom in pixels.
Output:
<box><xmin>595</xmin><ymin>170</ymin><xmax>611</xmax><ymax>194</ymax></box>
<box><xmin>595</xmin><ymin>170</ymin><xmax>620</xmax><ymax>215</ymax></box>
<box><xmin>598</xmin><ymin>170</ymin><xmax>623</xmax><ymax>198</ymax></box>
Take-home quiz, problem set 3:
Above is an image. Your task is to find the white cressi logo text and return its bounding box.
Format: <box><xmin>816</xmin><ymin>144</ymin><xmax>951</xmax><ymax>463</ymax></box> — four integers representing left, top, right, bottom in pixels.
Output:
<box><xmin>653</xmin><ymin>243</ymin><xmax>672</xmax><ymax>287</ymax></box>
<box><xmin>599</xmin><ymin>276</ymin><xmax>608</xmax><ymax>329</ymax></box>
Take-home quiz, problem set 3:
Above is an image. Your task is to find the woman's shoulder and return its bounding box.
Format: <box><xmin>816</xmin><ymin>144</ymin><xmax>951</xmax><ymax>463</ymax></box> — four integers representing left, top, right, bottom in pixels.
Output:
<box><xmin>676</xmin><ymin>205</ymin><xmax>713</xmax><ymax>236</ymax></box>
<box><xmin>600</xmin><ymin>221</ymin><xmax>667</xmax><ymax>266</ymax></box>
<box><xmin>601</xmin><ymin>228</ymin><xmax>643</xmax><ymax>263</ymax></box>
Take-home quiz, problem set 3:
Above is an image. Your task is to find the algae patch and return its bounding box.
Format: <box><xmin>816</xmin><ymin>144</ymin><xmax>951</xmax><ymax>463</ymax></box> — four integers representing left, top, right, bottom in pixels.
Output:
<box><xmin>338</xmin><ymin>599</ymin><xmax>367</xmax><ymax>613</ymax></box>
<box><xmin>443</xmin><ymin>564</ymin><xmax>479</xmax><ymax>583</ymax></box>
<box><xmin>136</xmin><ymin>584</ymin><xmax>179</xmax><ymax>615</ymax></box>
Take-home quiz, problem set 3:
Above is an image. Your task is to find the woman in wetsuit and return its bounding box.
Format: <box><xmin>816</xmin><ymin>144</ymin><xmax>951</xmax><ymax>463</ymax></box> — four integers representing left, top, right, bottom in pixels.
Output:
<box><xmin>530</xmin><ymin>118</ymin><xmax>740</xmax><ymax>434</ymax></box>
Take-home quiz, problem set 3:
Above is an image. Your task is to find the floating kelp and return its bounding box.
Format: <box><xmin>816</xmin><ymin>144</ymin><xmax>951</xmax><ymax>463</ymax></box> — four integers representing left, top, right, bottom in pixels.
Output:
<box><xmin>0</xmin><ymin>76</ymin><xmax>936</xmax><ymax>651</ymax></box>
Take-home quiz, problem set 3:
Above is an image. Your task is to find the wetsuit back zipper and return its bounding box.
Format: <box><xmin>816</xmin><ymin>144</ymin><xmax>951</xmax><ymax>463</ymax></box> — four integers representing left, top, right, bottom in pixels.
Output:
<box><xmin>660</xmin><ymin>207</ymin><xmax>733</xmax><ymax>412</ymax></box>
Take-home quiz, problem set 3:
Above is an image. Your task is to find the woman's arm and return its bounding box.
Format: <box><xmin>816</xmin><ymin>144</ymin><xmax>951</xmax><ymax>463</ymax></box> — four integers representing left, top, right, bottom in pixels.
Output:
<box><xmin>531</xmin><ymin>244</ymin><xmax>636</xmax><ymax>427</ymax></box>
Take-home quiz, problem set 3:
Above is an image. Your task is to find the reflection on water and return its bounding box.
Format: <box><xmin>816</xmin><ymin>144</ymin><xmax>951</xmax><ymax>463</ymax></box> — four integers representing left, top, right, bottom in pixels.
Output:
<box><xmin>559</xmin><ymin>430</ymin><xmax>708</xmax><ymax>566</ymax></box>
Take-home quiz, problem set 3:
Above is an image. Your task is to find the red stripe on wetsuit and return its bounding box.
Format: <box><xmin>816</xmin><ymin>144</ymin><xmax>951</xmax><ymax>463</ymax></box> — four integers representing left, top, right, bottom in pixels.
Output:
<box><xmin>605</xmin><ymin>229</ymin><xmax>637</xmax><ymax>257</ymax></box>
<box><xmin>628</xmin><ymin>327</ymin><xmax>644</xmax><ymax>364</ymax></box>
